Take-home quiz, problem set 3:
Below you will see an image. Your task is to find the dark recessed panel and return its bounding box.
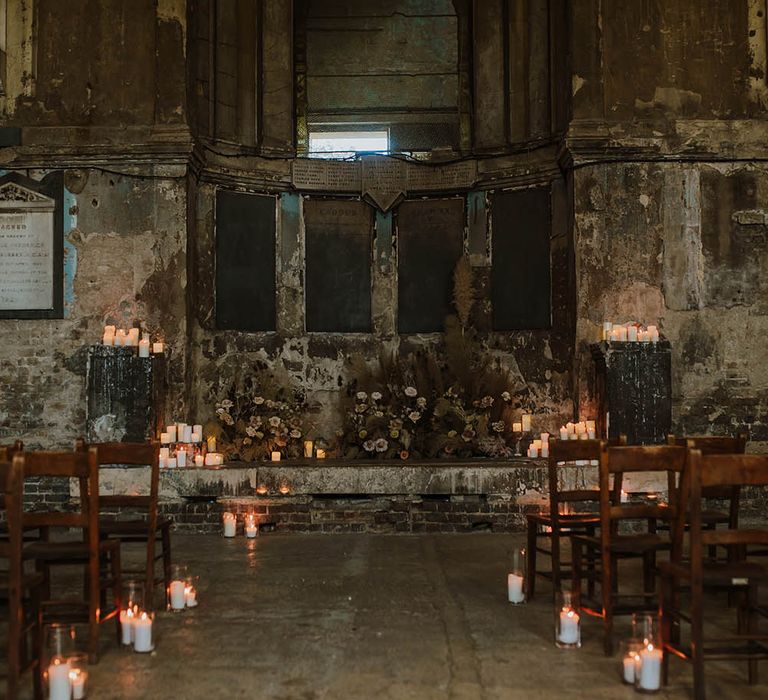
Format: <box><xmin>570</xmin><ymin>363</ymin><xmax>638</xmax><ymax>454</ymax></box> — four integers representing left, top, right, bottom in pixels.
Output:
<box><xmin>491</xmin><ymin>187</ymin><xmax>551</xmax><ymax>330</ymax></box>
<box><xmin>305</xmin><ymin>199</ymin><xmax>372</xmax><ymax>332</ymax></box>
<box><xmin>397</xmin><ymin>198</ymin><xmax>464</xmax><ymax>333</ymax></box>
<box><xmin>215</xmin><ymin>190</ymin><xmax>276</xmax><ymax>331</ymax></box>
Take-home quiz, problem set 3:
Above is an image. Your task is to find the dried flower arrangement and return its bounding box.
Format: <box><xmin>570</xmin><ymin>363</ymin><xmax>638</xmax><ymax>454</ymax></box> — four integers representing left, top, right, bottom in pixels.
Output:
<box><xmin>207</xmin><ymin>363</ymin><xmax>315</xmax><ymax>461</ymax></box>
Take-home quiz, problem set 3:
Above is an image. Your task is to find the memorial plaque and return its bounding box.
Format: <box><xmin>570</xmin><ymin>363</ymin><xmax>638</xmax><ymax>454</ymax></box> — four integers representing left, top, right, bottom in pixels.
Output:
<box><xmin>305</xmin><ymin>199</ymin><xmax>372</xmax><ymax>333</ymax></box>
<box><xmin>0</xmin><ymin>172</ymin><xmax>63</xmax><ymax>319</ymax></box>
<box><xmin>362</xmin><ymin>156</ymin><xmax>407</xmax><ymax>212</ymax></box>
<box><xmin>406</xmin><ymin>160</ymin><xmax>477</xmax><ymax>192</ymax></box>
<box><xmin>397</xmin><ymin>198</ymin><xmax>465</xmax><ymax>333</ymax></box>
<box><xmin>292</xmin><ymin>159</ymin><xmax>361</xmax><ymax>192</ymax></box>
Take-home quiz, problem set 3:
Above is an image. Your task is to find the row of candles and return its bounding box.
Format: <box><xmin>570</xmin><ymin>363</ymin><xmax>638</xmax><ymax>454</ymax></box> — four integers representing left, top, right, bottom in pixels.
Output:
<box><xmin>101</xmin><ymin>325</ymin><xmax>165</xmax><ymax>356</ymax></box>
<box><xmin>523</xmin><ymin>420</ymin><xmax>599</xmax><ymax>459</ymax></box>
<box><xmin>506</xmin><ymin>552</ymin><xmax>662</xmax><ymax>692</ymax></box>
<box><xmin>602</xmin><ymin>321</ymin><xmax>660</xmax><ymax>343</ymax></box>
<box><xmin>159</xmin><ymin>422</ymin><xmax>225</xmax><ymax>467</ymax></box>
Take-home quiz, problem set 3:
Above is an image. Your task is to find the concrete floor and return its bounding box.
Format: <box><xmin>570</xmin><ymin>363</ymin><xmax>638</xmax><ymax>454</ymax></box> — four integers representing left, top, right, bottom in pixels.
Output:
<box><xmin>11</xmin><ymin>533</ymin><xmax>768</xmax><ymax>699</ymax></box>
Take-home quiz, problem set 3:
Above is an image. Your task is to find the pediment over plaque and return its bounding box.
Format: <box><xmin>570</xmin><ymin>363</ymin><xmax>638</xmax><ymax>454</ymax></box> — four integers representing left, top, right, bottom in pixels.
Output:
<box><xmin>361</xmin><ymin>156</ymin><xmax>407</xmax><ymax>212</ymax></box>
<box><xmin>0</xmin><ymin>182</ymin><xmax>56</xmax><ymax>210</ymax></box>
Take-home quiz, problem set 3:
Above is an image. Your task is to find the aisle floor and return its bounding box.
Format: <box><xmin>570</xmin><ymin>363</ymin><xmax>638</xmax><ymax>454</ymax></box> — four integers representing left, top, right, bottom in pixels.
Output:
<box><xmin>13</xmin><ymin>533</ymin><xmax>768</xmax><ymax>699</ymax></box>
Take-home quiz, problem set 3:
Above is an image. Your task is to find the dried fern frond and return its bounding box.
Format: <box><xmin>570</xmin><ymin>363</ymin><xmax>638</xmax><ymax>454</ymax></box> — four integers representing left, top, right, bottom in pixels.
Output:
<box><xmin>453</xmin><ymin>256</ymin><xmax>474</xmax><ymax>330</ymax></box>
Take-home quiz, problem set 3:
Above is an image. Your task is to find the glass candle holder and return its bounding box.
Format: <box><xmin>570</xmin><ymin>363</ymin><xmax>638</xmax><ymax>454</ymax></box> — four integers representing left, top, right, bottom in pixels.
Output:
<box><xmin>45</xmin><ymin>624</ymin><xmax>76</xmax><ymax>700</ymax></box>
<box><xmin>507</xmin><ymin>548</ymin><xmax>526</xmax><ymax>604</ymax></box>
<box><xmin>133</xmin><ymin>609</ymin><xmax>155</xmax><ymax>653</ymax></box>
<box><xmin>620</xmin><ymin>638</ymin><xmax>643</xmax><ymax>685</ymax></box>
<box><xmin>554</xmin><ymin>591</ymin><xmax>581</xmax><ymax>648</ymax></box>
<box><xmin>245</xmin><ymin>513</ymin><xmax>258</xmax><ymax>539</ymax></box>
<box><xmin>184</xmin><ymin>575</ymin><xmax>199</xmax><ymax>608</ymax></box>
<box><xmin>67</xmin><ymin>652</ymin><xmax>89</xmax><ymax>699</ymax></box>
<box><xmin>632</xmin><ymin>613</ymin><xmax>660</xmax><ymax>647</ymax></box>
<box><xmin>635</xmin><ymin>641</ymin><xmax>663</xmax><ymax>693</ymax></box>
<box><xmin>169</xmin><ymin>564</ymin><xmax>188</xmax><ymax>611</ymax></box>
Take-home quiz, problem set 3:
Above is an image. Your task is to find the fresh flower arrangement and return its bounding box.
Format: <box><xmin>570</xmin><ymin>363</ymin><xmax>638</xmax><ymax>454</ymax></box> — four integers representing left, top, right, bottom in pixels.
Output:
<box><xmin>207</xmin><ymin>366</ymin><xmax>314</xmax><ymax>461</ymax></box>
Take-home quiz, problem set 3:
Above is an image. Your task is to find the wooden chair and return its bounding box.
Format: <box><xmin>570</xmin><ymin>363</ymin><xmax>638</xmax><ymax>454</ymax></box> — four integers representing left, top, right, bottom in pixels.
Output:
<box><xmin>571</xmin><ymin>444</ymin><xmax>687</xmax><ymax>655</ymax></box>
<box><xmin>77</xmin><ymin>440</ymin><xmax>171</xmax><ymax>606</ymax></box>
<box><xmin>20</xmin><ymin>449</ymin><xmax>122</xmax><ymax>663</ymax></box>
<box><xmin>0</xmin><ymin>455</ymin><xmax>43</xmax><ymax>700</ymax></box>
<box><xmin>659</xmin><ymin>450</ymin><xmax>768</xmax><ymax>700</ymax></box>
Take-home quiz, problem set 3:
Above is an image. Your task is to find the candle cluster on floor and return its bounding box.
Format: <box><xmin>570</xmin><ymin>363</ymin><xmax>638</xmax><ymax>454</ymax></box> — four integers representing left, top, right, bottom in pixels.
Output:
<box><xmin>159</xmin><ymin>422</ymin><xmax>224</xmax><ymax>467</ymax></box>
<box><xmin>222</xmin><ymin>511</ymin><xmax>262</xmax><ymax>538</ymax></box>
<box><xmin>602</xmin><ymin>321</ymin><xmax>660</xmax><ymax>343</ymax></box>
<box><xmin>101</xmin><ymin>325</ymin><xmax>164</xmax><ymax>356</ymax></box>
<box><xmin>45</xmin><ymin>626</ymin><xmax>88</xmax><ymax>700</ymax></box>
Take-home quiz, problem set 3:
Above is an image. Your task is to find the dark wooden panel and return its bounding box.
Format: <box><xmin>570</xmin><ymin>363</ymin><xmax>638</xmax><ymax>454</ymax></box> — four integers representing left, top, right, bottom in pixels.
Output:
<box><xmin>491</xmin><ymin>187</ymin><xmax>551</xmax><ymax>330</ymax></box>
<box><xmin>305</xmin><ymin>199</ymin><xmax>372</xmax><ymax>332</ymax></box>
<box><xmin>397</xmin><ymin>198</ymin><xmax>464</xmax><ymax>333</ymax></box>
<box><xmin>215</xmin><ymin>190</ymin><xmax>276</xmax><ymax>331</ymax></box>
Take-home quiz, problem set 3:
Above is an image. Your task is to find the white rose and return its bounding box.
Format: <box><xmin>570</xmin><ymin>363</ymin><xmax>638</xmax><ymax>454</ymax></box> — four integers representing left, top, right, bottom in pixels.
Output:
<box><xmin>404</xmin><ymin>386</ymin><xmax>417</xmax><ymax>397</ymax></box>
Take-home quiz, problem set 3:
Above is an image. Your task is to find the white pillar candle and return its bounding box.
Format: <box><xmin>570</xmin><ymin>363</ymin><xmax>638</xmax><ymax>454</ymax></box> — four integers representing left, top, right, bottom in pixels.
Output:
<box><xmin>185</xmin><ymin>585</ymin><xmax>198</xmax><ymax>608</ymax></box>
<box><xmin>315</xmin><ymin>449</ymin><xmax>326</xmax><ymax>460</ymax></box>
<box><xmin>152</xmin><ymin>341</ymin><xmax>164</xmax><ymax>354</ymax></box>
<box><xmin>245</xmin><ymin>522</ymin><xmax>258</xmax><ymax>538</ymax></box>
<box><xmin>169</xmin><ymin>580</ymin><xmax>186</xmax><ymax>610</ymax></box>
<box><xmin>587</xmin><ymin>430</ymin><xmax>596</xmax><ymax>440</ymax></box>
<box><xmin>303</xmin><ymin>440</ymin><xmax>314</xmax><ymax>458</ymax></box>
<box><xmin>176</xmin><ymin>450</ymin><xmax>186</xmax><ymax>468</ymax></box>
<box><xmin>540</xmin><ymin>432</ymin><xmax>549</xmax><ymax>443</ymax></box>
<box><xmin>521</xmin><ymin>414</ymin><xmax>532</xmax><ymax>432</ymax></box>
<box><xmin>113</xmin><ymin>330</ymin><xmax>123</xmax><ymax>347</ymax></box>
<box><xmin>507</xmin><ymin>573</ymin><xmax>525</xmax><ymax>603</ymax></box>
<box><xmin>138</xmin><ymin>337</ymin><xmax>150</xmax><ymax>358</ymax></box>
<box><xmin>541</xmin><ymin>446</ymin><xmax>549</xmax><ymax>458</ymax></box>
<box><xmin>166</xmin><ymin>457</ymin><xmax>177</xmax><ymax>469</ymax></box>
<box><xmin>120</xmin><ymin>608</ymin><xmax>135</xmax><ymax>645</ymax></box>
<box><xmin>166</xmin><ymin>425</ymin><xmax>177</xmax><ymax>442</ymax></box>
<box><xmin>222</xmin><ymin>512</ymin><xmax>236</xmax><ymax>537</ymax></box>
<box><xmin>160</xmin><ymin>432</ymin><xmax>170</xmax><ymax>445</ymax></box>
<box><xmin>271</xmin><ymin>451</ymin><xmax>281</xmax><ymax>462</ymax></box>
<box><xmin>102</xmin><ymin>330</ymin><xmax>115</xmax><ymax>346</ymax></box>
<box><xmin>133</xmin><ymin>613</ymin><xmax>153</xmax><ymax>653</ymax></box>
<box><xmin>48</xmin><ymin>660</ymin><xmax>71</xmax><ymax>700</ymax></box>
<box><xmin>183</xmin><ymin>426</ymin><xmax>193</xmax><ymax>443</ymax></box>
<box><xmin>159</xmin><ymin>447</ymin><xmax>170</xmax><ymax>459</ymax></box>
<box><xmin>602</xmin><ymin>321</ymin><xmax>612</xmax><ymax>341</ymax></box>
<box><xmin>623</xmin><ymin>654</ymin><xmax>637</xmax><ymax>684</ymax></box>
<box><xmin>638</xmin><ymin>645</ymin><xmax>662</xmax><ymax>691</ymax></box>
<box><xmin>204</xmin><ymin>453</ymin><xmax>215</xmax><ymax>466</ymax></box>
<box><xmin>190</xmin><ymin>432</ymin><xmax>200</xmax><ymax>444</ymax></box>
<box><xmin>177</xmin><ymin>423</ymin><xmax>187</xmax><ymax>440</ymax></box>
<box><xmin>193</xmin><ymin>424</ymin><xmax>203</xmax><ymax>437</ymax></box>
<box><xmin>194</xmin><ymin>454</ymin><xmax>204</xmax><ymax>467</ymax></box>
<box><xmin>558</xmin><ymin>610</ymin><xmax>580</xmax><ymax>645</ymax></box>
<box><xmin>513</xmin><ymin>422</ymin><xmax>523</xmax><ymax>433</ymax></box>
<box><xmin>69</xmin><ymin>668</ymin><xmax>87</xmax><ymax>700</ymax></box>
<box><xmin>628</xmin><ymin>325</ymin><xmax>638</xmax><ymax>342</ymax></box>
<box><xmin>528</xmin><ymin>445</ymin><xmax>538</xmax><ymax>458</ymax></box>
<box><xmin>559</xmin><ymin>427</ymin><xmax>568</xmax><ymax>440</ymax></box>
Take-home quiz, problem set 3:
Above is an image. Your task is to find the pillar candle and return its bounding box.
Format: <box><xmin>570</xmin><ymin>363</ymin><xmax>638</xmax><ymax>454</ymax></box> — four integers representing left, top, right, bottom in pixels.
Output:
<box><xmin>120</xmin><ymin>607</ymin><xmax>135</xmax><ymax>645</ymax></box>
<box><xmin>138</xmin><ymin>336</ymin><xmax>150</xmax><ymax>358</ymax></box>
<box><xmin>507</xmin><ymin>573</ymin><xmax>524</xmax><ymax>603</ymax></box>
<box><xmin>602</xmin><ymin>321</ymin><xmax>612</xmax><ymax>341</ymax></box>
<box><xmin>245</xmin><ymin>518</ymin><xmax>258</xmax><ymax>538</ymax></box>
<box><xmin>585</xmin><ymin>420</ymin><xmax>596</xmax><ymax>432</ymax></box>
<box><xmin>194</xmin><ymin>454</ymin><xmax>204</xmax><ymax>467</ymax></box>
<box><xmin>559</xmin><ymin>427</ymin><xmax>568</xmax><ymax>440</ymax></box>
<box><xmin>159</xmin><ymin>447</ymin><xmax>170</xmax><ymax>459</ymax></box>
<box><xmin>176</xmin><ymin>449</ymin><xmax>186</xmax><ymax>468</ymax></box>
<box><xmin>628</xmin><ymin>325</ymin><xmax>638</xmax><ymax>342</ymax></box>
<box><xmin>185</xmin><ymin>585</ymin><xmax>198</xmax><ymax>608</ymax></box>
<box><xmin>169</xmin><ymin>579</ymin><xmax>186</xmax><ymax>610</ymax></box>
<box><xmin>623</xmin><ymin>654</ymin><xmax>637</xmax><ymax>684</ymax></box>
<box><xmin>133</xmin><ymin>613</ymin><xmax>153</xmax><ymax>653</ymax></box>
<box><xmin>315</xmin><ymin>449</ymin><xmax>326</xmax><ymax>459</ymax></box>
<box><xmin>183</xmin><ymin>426</ymin><xmax>193</xmax><ymax>443</ymax></box>
<box><xmin>513</xmin><ymin>422</ymin><xmax>523</xmax><ymax>433</ymax></box>
<box><xmin>160</xmin><ymin>432</ymin><xmax>170</xmax><ymax>445</ymax></box>
<box><xmin>303</xmin><ymin>440</ymin><xmax>314</xmax><ymax>458</ymax></box>
<box><xmin>541</xmin><ymin>445</ymin><xmax>549</xmax><ymax>458</ymax></box>
<box><xmin>166</xmin><ymin>457</ymin><xmax>177</xmax><ymax>469</ymax></box>
<box><xmin>521</xmin><ymin>414</ymin><xmax>532</xmax><ymax>432</ymax></box>
<box><xmin>69</xmin><ymin>668</ymin><xmax>88</xmax><ymax>699</ymax></box>
<box><xmin>102</xmin><ymin>330</ymin><xmax>115</xmax><ymax>345</ymax></box>
<box><xmin>638</xmin><ymin>645</ymin><xmax>662</xmax><ymax>691</ymax></box>
<box><xmin>528</xmin><ymin>445</ymin><xmax>539</xmax><ymax>458</ymax></box>
<box><xmin>222</xmin><ymin>512</ymin><xmax>236</xmax><ymax>537</ymax></box>
<box><xmin>558</xmin><ymin>610</ymin><xmax>580</xmax><ymax>645</ymax></box>
<box><xmin>177</xmin><ymin>423</ymin><xmax>187</xmax><ymax>440</ymax></box>
<box><xmin>271</xmin><ymin>451</ymin><xmax>281</xmax><ymax>462</ymax></box>
<box><xmin>167</xmin><ymin>425</ymin><xmax>177</xmax><ymax>443</ymax></box>
<box><xmin>152</xmin><ymin>341</ymin><xmax>164</xmax><ymax>354</ymax></box>
<box><xmin>47</xmin><ymin>660</ymin><xmax>71</xmax><ymax>700</ymax></box>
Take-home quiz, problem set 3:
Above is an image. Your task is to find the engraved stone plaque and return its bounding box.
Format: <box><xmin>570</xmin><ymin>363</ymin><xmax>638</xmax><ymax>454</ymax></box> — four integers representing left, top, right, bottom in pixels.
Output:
<box><xmin>0</xmin><ymin>179</ymin><xmax>57</xmax><ymax>313</ymax></box>
<box><xmin>362</xmin><ymin>156</ymin><xmax>407</xmax><ymax>212</ymax></box>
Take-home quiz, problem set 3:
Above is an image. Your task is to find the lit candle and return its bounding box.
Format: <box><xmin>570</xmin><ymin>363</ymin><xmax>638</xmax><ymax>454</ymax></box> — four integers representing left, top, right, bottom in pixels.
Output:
<box><xmin>558</xmin><ymin>609</ymin><xmax>580</xmax><ymax>645</ymax></box>
<box><xmin>133</xmin><ymin>612</ymin><xmax>153</xmax><ymax>653</ymax></box>
<box><xmin>169</xmin><ymin>579</ymin><xmax>186</xmax><ymax>610</ymax></box>
<box><xmin>176</xmin><ymin>449</ymin><xmax>186</xmax><ymax>468</ymax></box>
<box><xmin>623</xmin><ymin>652</ymin><xmax>639</xmax><ymax>684</ymax></box>
<box><xmin>513</xmin><ymin>422</ymin><xmax>523</xmax><ymax>433</ymax></box>
<box><xmin>507</xmin><ymin>573</ymin><xmax>524</xmax><ymax>604</ymax></box>
<box><xmin>271</xmin><ymin>451</ymin><xmax>281</xmax><ymax>462</ymax></box>
<box><xmin>559</xmin><ymin>427</ymin><xmax>568</xmax><ymax>440</ymax></box>
<box><xmin>194</xmin><ymin>454</ymin><xmax>204</xmax><ymax>467</ymax></box>
<box><xmin>222</xmin><ymin>512</ymin><xmax>236</xmax><ymax>538</ymax></box>
<box><xmin>628</xmin><ymin>325</ymin><xmax>638</xmax><ymax>342</ymax></box>
<box><xmin>245</xmin><ymin>515</ymin><xmax>258</xmax><ymax>539</ymax></box>
<box><xmin>160</xmin><ymin>432</ymin><xmax>170</xmax><ymax>445</ymax></box>
<box><xmin>185</xmin><ymin>585</ymin><xmax>198</xmax><ymax>608</ymax></box>
<box><xmin>303</xmin><ymin>440</ymin><xmax>314</xmax><ymax>458</ymax></box>
<box><xmin>127</xmin><ymin>327</ymin><xmax>140</xmax><ymax>346</ymax></box>
<box><xmin>152</xmin><ymin>341</ymin><xmax>164</xmax><ymax>354</ymax></box>
<box><xmin>602</xmin><ymin>321</ymin><xmax>612</xmax><ymax>341</ymax></box>
<box><xmin>138</xmin><ymin>333</ymin><xmax>150</xmax><ymax>358</ymax></box>
<box><xmin>47</xmin><ymin>659</ymin><xmax>71</xmax><ymax>700</ymax></box>
<box><xmin>69</xmin><ymin>668</ymin><xmax>88</xmax><ymax>699</ymax></box>
<box><xmin>521</xmin><ymin>414</ymin><xmax>532</xmax><ymax>432</ymax></box>
<box><xmin>120</xmin><ymin>607</ymin><xmax>135</xmax><ymax>645</ymax></box>
<box><xmin>638</xmin><ymin>644</ymin><xmax>662</xmax><ymax>691</ymax></box>
<box><xmin>315</xmin><ymin>448</ymin><xmax>326</xmax><ymax>460</ymax></box>
<box><xmin>206</xmin><ymin>436</ymin><xmax>216</xmax><ymax>453</ymax></box>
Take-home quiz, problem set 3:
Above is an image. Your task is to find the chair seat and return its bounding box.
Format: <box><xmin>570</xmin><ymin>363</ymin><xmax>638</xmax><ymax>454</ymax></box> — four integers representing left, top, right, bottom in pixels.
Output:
<box><xmin>659</xmin><ymin>560</ymin><xmax>768</xmax><ymax>584</ymax></box>
<box><xmin>698</xmin><ymin>509</ymin><xmax>730</xmax><ymax>526</ymax></box>
<box><xmin>574</xmin><ymin>532</ymin><xmax>670</xmax><ymax>554</ymax></box>
<box><xmin>100</xmin><ymin>517</ymin><xmax>171</xmax><ymax>536</ymax></box>
<box><xmin>23</xmin><ymin>538</ymin><xmax>119</xmax><ymax>561</ymax></box>
<box><xmin>0</xmin><ymin>571</ymin><xmax>45</xmax><ymax>594</ymax></box>
<box><xmin>526</xmin><ymin>512</ymin><xmax>600</xmax><ymax>526</ymax></box>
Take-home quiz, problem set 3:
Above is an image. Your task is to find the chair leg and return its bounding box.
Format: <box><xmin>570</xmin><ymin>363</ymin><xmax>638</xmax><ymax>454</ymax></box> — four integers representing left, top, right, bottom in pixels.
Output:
<box><xmin>31</xmin><ymin>584</ymin><xmax>43</xmax><ymax>700</ymax></box>
<box><xmin>7</xmin><ymin>590</ymin><xmax>20</xmax><ymax>700</ymax></box>
<box><xmin>88</xmin><ymin>552</ymin><xmax>101</xmax><ymax>664</ymax></box>
<box><xmin>747</xmin><ymin>584</ymin><xmax>759</xmax><ymax>685</ymax></box>
<box><xmin>691</xmin><ymin>581</ymin><xmax>706</xmax><ymax>700</ymax></box>
<box><xmin>161</xmin><ymin>523</ymin><xmax>173</xmax><ymax>608</ymax></box>
<box><xmin>526</xmin><ymin>521</ymin><xmax>538</xmax><ymax>600</ymax></box>
<box><xmin>551</xmin><ymin>531</ymin><xmax>562</xmax><ymax>594</ymax></box>
<box><xmin>659</xmin><ymin>571</ymin><xmax>671</xmax><ymax>687</ymax></box>
<box><xmin>145</xmin><ymin>529</ymin><xmax>157</xmax><ymax>607</ymax></box>
<box><xmin>571</xmin><ymin>538</ymin><xmax>583</xmax><ymax>612</ymax></box>
<box><xmin>111</xmin><ymin>545</ymin><xmax>123</xmax><ymax>647</ymax></box>
<box><xmin>586</xmin><ymin>526</ymin><xmax>596</xmax><ymax>599</ymax></box>
<box><xmin>602</xmin><ymin>550</ymin><xmax>614</xmax><ymax>656</ymax></box>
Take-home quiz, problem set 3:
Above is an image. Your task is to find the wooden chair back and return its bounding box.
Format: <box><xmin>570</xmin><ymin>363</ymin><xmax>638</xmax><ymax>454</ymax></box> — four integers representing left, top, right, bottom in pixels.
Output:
<box><xmin>20</xmin><ymin>450</ymin><xmax>99</xmax><ymax>539</ymax></box>
<box><xmin>76</xmin><ymin>440</ymin><xmax>160</xmax><ymax>527</ymax></box>
<box><xmin>599</xmin><ymin>445</ymin><xmax>687</xmax><ymax>547</ymax></box>
<box><xmin>0</xmin><ymin>454</ymin><xmax>24</xmax><ymax>583</ymax></box>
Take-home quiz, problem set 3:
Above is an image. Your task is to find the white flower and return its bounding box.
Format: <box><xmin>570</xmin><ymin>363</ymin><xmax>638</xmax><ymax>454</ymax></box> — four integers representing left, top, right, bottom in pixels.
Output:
<box><xmin>374</xmin><ymin>410</ymin><xmax>384</xmax><ymax>417</ymax></box>
<box><xmin>492</xmin><ymin>421</ymin><xmax>505</xmax><ymax>433</ymax></box>
<box><xmin>374</xmin><ymin>438</ymin><xmax>388</xmax><ymax>452</ymax></box>
<box><xmin>221</xmin><ymin>399</ymin><xmax>234</xmax><ymax>409</ymax></box>
<box><xmin>253</xmin><ymin>396</ymin><xmax>265</xmax><ymax>405</ymax></box>
<box><xmin>416</xmin><ymin>396</ymin><xmax>427</xmax><ymax>409</ymax></box>
<box><xmin>371</xmin><ymin>391</ymin><xmax>383</xmax><ymax>401</ymax></box>
<box><xmin>408</xmin><ymin>411</ymin><xmax>421</xmax><ymax>423</ymax></box>
<box><xmin>216</xmin><ymin>407</ymin><xmax>226</xmax><ymax>415</ymax></box>
<box><xmin>268</xmin><ymin>416</ymin><xmax>281</xmax><ymax>427</ymax></box>
<box><xmin>363</xmin><ymin>439</ymin><xmax>376</xmax><ymax>452</ymax></box>
<box><xmin>246</xmin><ymin>426</ymin><xmax>258</xmax><ymax>437</ymax></box>
<box><xmin>222</xmin><ymin>413</ymin><xmax>234</xmax><ymax>426</ymax></box>
<box><xmin>356</xmin><ymin>391</ymin><xmax>368</xmax><ymax>401</ymax></box>
<box><xmin>290</xmin><ymin>429</ymin><xmax>302</xmax><ymax>439</ymax></box>
<box><xmin>404</xmin><ymin>386</ymin><xmax>418</xmax><ymax>397</ymax></box>
<box><xmin>501</xmin><ymin>391</ymin><xmax>511</xmax><ymax>402</ymax></box>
